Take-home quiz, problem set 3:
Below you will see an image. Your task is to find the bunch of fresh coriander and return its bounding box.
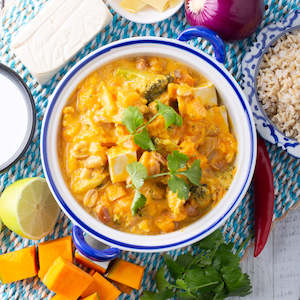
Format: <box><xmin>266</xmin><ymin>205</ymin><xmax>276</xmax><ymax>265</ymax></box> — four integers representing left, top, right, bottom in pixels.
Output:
<box><xmin>141</xmin><ymin>230</ymin><xmax>252</xmax><ymax>300</ymax></box>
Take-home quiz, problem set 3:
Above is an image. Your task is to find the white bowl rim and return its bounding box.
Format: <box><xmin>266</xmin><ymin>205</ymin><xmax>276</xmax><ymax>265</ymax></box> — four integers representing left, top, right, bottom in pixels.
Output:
<box><xmin>106</xmin><ymin>0</ymin><xmax>184</xmax><ymax>24</ymax></box>
<box><xmin>41</xmin><ymin>36</ymin><xmax>257</xmax><ymax>252</ymax></box>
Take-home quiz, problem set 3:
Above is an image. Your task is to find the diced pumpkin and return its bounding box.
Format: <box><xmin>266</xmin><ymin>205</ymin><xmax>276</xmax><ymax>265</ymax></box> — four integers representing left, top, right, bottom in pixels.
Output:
<box><xmin>81</xmin><ymin>277</ymin><xmax>99</xmax><ymax>298</ymax></box>
<box><xmin>42</xmin><ymin>256</ymin><xmax>93</xmax><ymax>300</ymax></box>
<box><xmin>75</xmin><ymin>250</ymin><xmax>109</xmax><ymax>274</ymax></box>
<box><xmin>93</xmin><ymin>272</ymin><xmax>121</xmax><ymax>300</ymax></box>
<box><xmin>51</xmin><ymin>294</ymin><xmax>71</xmax><ymax>300</ymax></box>
<box><xmin>82</xmin><ymin>292</ymin><xmax>100</xmax><ymax>300</ymax></box>
<box><xmin>113</xmin><ymin>281</ymin><xmax>133</xmax><ymax>294</ymax></box>
<box><xmin>0</xmin><ymin>246</ymin><xmax>37</xmax><ymax>284</ymax></box>
<box><xmin>38</xmin><ymin>236</ymin><xmax>73</xmax><ymax>279</ymax></box>
<box><xmin>107</xmin><ymin>259</ymin><xmax>145</xmax><ymax>290</ymax></box>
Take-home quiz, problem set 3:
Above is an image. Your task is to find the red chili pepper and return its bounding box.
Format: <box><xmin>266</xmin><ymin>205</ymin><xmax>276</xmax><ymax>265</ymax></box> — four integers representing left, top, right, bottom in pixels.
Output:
<box><xmin>253</xmin><ymin>135</ymin><xmax>275</xmax><ymax>257</ymax></box>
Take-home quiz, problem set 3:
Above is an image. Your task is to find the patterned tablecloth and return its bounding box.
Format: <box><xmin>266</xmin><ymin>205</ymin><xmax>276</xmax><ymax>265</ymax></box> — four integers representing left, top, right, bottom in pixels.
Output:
<box><xmin>0</xmin><ymin>0</ymin><xmax>299</xmax><ymax>299</ymax></box>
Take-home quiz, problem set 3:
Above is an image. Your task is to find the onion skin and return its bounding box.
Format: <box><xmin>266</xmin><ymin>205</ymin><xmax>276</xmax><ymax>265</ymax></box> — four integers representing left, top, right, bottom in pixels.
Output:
<box><xmin>185</xmin><ymin>0</ymin><xmax>265</xmax><ymax>41</ymax></box>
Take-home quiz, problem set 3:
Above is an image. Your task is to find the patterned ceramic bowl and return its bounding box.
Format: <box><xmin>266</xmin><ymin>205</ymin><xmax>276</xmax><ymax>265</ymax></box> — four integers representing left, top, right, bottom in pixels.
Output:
<box><xmin>242</xmin><ymin>10</ymin><xmax>300</xmax><ymax>158</ymax></box>
<box><xmin>41</xmin><ymin>27</ymin><xmax>256</xmax><ymax>260</ymax></box>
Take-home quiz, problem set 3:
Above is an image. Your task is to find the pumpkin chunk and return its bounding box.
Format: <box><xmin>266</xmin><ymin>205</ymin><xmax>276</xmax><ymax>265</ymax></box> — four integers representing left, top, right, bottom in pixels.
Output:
<box><xmin>113</xmin><ymin>281</ymin><xmax>133</xmax><ymax>294</ymax></box>
<box><xmin>51</xmin><ymin>294</ymin><xmax>71</xmax><ymax>300</ymax></box>
<box><xmin>93</xmin><ymin>272</ymin><xmax>121</xmax><ymax>300</ymax></box>
<box><xmin>81</xmin><ymin>277</ymin><xmax>99</xmax><ymax>298</ymax></box>
<box><xmin>107</xmin><ymin>259</ymin><xmax>145</xmax><ymax>289</ymax></box>
<box><xmin>82</xmin><ymin>292</ymin><xmax>100</xmax><ymax>300</ymax></box>
<box><xmin>75</xmin><ymin>250</ymin><xmax>109</xmax><ymax>274</ymax></box>
<box><xmin>0</xmin><ymin>246</ymin><xmax>37</xmax><ymax>284</ymax></box>
<box><xmin>42</xmin><ymin>256</ymin><xmax>93</xmax><ymax>300</ymax></box>
<box><xmin>38</xmin><ymin>236</ymin><xmax>73</xmax><ymax>279</ymax></box>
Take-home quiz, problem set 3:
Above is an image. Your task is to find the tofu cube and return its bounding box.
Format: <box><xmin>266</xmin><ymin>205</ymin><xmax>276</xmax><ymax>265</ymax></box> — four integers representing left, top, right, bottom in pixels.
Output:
<box><xmin>192</xmin><ymin>82</ymin><xmax>218</xmax><ymax>107</ymax></box>
<box><xmin>107</xmin><ymin>147</ymin><xmax>137</xmax><ymax>183</ymax></box>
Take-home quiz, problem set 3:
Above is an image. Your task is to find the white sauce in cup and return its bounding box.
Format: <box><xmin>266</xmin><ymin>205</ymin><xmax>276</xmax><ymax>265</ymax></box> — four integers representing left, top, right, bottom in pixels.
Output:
<box><xmin>0</xmin><ymin>66</ymin><xmax>35</xmax><ymax>172</ymax></box>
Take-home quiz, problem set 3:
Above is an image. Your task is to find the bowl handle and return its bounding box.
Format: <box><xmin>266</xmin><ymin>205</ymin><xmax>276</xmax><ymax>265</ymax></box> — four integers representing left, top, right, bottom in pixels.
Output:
<box><xmin>72</xmin><ymin>225</ymin><xmax>121</xmax><ymax>262</ymax></box>
<box><xmin>177</xmin><ymin>26</ymin><xmax>226</xmax><ymax>64</ymax></box>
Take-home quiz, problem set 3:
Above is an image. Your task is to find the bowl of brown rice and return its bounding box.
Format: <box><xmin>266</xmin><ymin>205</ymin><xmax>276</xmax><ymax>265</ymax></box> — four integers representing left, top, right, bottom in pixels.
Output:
<box><xmin>242</xmin><ymin>9</ymin><xmax>300</xmax><ymax>158</ymax></box>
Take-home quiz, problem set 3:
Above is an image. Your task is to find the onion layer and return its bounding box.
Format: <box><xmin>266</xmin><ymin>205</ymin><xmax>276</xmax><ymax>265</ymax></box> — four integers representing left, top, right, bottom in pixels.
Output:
<box><xmin>185</xmin><ymin>0</ymin><xmax>265</xmax><ymax>41</ymax></box>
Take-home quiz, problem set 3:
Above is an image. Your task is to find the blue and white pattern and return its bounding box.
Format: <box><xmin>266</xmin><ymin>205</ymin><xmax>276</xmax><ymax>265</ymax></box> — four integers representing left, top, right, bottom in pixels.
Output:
<box><xmin>242</xmin><ymin>10</ymin><xmax>300</xmax><ymax>158</ymax></box>
<box><xmin>0</xmin><ymin>1</ymin><xmax>299</xmax><ymax>299</ymax></box>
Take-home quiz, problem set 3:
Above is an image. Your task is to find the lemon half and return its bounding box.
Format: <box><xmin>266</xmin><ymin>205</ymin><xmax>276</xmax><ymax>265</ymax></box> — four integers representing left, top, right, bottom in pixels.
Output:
<box><xmin>0</xmin><ymin>177</ymin><xmax>60</xmax><ymax>240</ymax></box>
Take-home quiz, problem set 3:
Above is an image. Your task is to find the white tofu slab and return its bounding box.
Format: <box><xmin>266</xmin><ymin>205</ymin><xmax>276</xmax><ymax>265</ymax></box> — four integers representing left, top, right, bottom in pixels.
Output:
<box><xmin>11</xmin><ymin>0</ymin><xmax>112</xmax><ymax>84</ymax></box>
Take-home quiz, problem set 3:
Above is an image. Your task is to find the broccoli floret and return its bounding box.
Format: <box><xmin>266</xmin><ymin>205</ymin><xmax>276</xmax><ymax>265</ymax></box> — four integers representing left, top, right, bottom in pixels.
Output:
<box><xmin>116</xmin><ymin>68</ymin><xmax>174</xmax><ymax>103</ymax></box>
<box><xmin>190</xmin><ymin>184</ymin><xmax>210</xmax><ymax>200</ymax></box>
<box><xmin>144</xmin><ymin>75</ymin><xmax>174</xmax><ymax>103</ymax></box>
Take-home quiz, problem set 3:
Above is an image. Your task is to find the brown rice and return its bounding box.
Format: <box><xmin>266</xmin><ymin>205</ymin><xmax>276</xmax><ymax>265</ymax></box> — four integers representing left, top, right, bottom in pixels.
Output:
<box><xmin>257</xmin><ymin>29</ymin><xmax>300</xmax><ymax>142</ymax></box>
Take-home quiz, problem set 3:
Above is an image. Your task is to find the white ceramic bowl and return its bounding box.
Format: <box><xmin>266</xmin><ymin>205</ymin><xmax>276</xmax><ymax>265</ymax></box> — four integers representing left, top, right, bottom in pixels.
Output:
<box><xmin>106</xmin><ymin>0</ymin><xmax>184</xmax><ymax>24</ymax></box>
<box><xmin>41</xmin><ymin>33</ymin><xmax>256</xmax><ymax>254</ymax></box>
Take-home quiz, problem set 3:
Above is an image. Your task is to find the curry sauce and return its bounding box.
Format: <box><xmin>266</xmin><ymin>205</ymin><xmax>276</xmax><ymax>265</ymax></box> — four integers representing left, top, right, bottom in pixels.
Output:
<box><xmin>58</xmin><ymin>56</ymin><xmax>237</xmax><ymax>234</ymax></box>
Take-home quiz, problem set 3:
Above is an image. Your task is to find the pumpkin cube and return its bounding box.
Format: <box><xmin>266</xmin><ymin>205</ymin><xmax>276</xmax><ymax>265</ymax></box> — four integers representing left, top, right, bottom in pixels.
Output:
<box><xmin>82</xmin><ymin>292</ymin><xmax>100</xmax><ymax>300</ymax></box>
<box><xmin>0</xmin><ymin>246</ymin><xmax>37</xmax><ymax>284</ymax></box>
<box><xmin>107</xmin><ymin>259</ymin><xmax>145</xmax><ymax>290</ymax></box>
<box><xmin>42</xmin><ymin>256</ymin><xmax>93</xmax><ymax>300</ymax></box>
<box><xmin>38</xmin><ymin>236</ymin><xmax>73</xmax><ymax>279</ymax></box>
<box><xmin>93</xmin><ymin>272</ymin><xmax>121</xmax><ymax>300</ymax></box>
<box><xmin>75</xmin><ymin>250</ymin><xmax>109</xmax><ymax>274</ymax></box>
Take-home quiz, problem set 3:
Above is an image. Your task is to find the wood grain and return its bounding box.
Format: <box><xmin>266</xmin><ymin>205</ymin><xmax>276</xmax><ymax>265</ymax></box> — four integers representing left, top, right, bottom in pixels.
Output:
<box><xmin>231</xmin><ymin>206</ymin><xmax>300</xmax><ymax>300</ymax></box>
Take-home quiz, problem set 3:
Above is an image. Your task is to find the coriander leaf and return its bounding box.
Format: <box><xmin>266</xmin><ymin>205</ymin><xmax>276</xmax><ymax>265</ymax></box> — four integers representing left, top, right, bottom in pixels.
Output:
<box><xmin>156</xmin><ymin>101</ymin><xmax>183</xmax><ymax>128</ymax></box>
<box><xmin>182</xmin><ymin>160</ymin><xmax>202</xmax><ymax>186</ymax></box>
<box><xmin>127</xmin><ymin>162</ymin><xmax>148</xmax><ymax>189</ymax></box>
<box><xmin>184</xmin><ymin>266</ymin><xmax>219</xmax><ymax>290</ymax></box>
<box><xmin>176</xmin><ymin>291</ymin><xmax>198</xmax><ymax>300</ymax></box>
<box><xmin>131</xmin><ymin>190</ymin><xmax>146</xmax><ymax>216</ymax></box>
<box><xmin>140</xmin><ymin>290</ymin><xmax>173</xmax><ymax>300</ymax></box>
<box><xmin>176</xmin><ymin>253</ymin><xmax>195</xmax><ymax>270</ymax></box>
<box><xmin>134</xmin><ymin>128</ymin><xmax>155</xmax><ymax>150</ymax></box>
<box><xmin>164</xmin><ymin>255</ymin><xmax>184</xmax><ymax>279</ymax></box>
<box><xmin>195</xmin><ymin>229</ymin><xmax>224</xmax><ymax>250</ymax></box>
<box><xmin>167</xmin><ymin>151</ymin><xmax>189</xmax><ymax>173</ymax></box>
<box><xmin>192</xmin><ymin>251</ymin><xmax>214</xmax><ymax>267</ymax></box>
<box><xmin>168</xmin><ymin>175</ymin><xmax>190</xmax><ymax>200</ymax></box>
<box><xmin>212</xmin><ymin>244</ymin><xmax>240</xmax><ymax>271</ymax></box>
<box><xmin>122</xmin><ymin>106</ymin><xmax>144</xmax><ymax>134</ymax></box>
<box><xmin>221</xmin><ymin>265</ymin><xmax>252</xmax><ymax>296</ymax></box>
<box><xmin>155</xmin><ymin>267</ymin><xmax>170</xmax><ymax>292</ymax></box>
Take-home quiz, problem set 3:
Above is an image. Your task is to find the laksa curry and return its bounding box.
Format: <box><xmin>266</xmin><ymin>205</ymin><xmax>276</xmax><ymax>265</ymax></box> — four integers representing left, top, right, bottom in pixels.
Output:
<box><xmin>58</xmin><ymin>56</ymin><xmax>237</xmax><ymax>235</ymax></box>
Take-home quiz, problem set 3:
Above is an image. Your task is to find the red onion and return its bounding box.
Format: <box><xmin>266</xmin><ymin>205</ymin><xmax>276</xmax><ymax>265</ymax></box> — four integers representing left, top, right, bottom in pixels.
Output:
<box><xmin>185</xmin><ymin>0</ymin><xmax>265</xmax><ymax>41</ymax></box>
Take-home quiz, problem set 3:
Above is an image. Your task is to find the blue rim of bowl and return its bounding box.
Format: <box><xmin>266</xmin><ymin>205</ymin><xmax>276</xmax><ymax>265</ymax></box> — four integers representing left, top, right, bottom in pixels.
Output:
<box><xmin>41</xmin><ymin>38</ymin><xmax>256</xmax><ymax>251</ymax></box>
<box><xmin>0</xmin><ymin>63</ymin><xmax>36</xmax><ymax>173</ymax></box>
<box><xmin>241</xmin><ymin>10</ymin><xmax>300</xmax><ymax>158</ymax></box>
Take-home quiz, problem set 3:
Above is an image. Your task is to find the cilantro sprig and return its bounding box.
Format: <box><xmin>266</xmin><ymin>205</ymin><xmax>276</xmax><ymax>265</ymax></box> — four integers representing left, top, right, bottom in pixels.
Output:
<box><xmin>122</xmin><ymin>101</ymin><xmax>182</xmax><ymax>150</ymax></box>
<box><xmin>127</xmin><ymin>151</ymin><xmax>201</xmax><ymax>216</ymax></box>
<box><xmin>141</xmin><ymin>230</ymin><xmax>252</xmax><ymax>300</ymax></box>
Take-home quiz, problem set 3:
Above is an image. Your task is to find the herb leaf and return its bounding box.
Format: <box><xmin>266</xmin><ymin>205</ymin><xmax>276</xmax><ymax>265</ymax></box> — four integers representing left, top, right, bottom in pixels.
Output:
<box><xmin>221</xmin><ymin>265</ymin><xmax>252</xmax><ymax>296</ymax></box>
<box><xmin>168</xmin><ymin>175</ymin><xmax>190</xmax><ymax>200</ymax></box>
<box><xmin>134</xmin><ymin>128</ymin><xmax>155</xmax><ymax>151</ymax></box>
<box><xmin>167</xmin><ymin>151</ymin><xmax>189</xmax><ymax>173</ymax></box>
<box><xmin>195</xmin><ymin>229</ymin><xmax>224</xmax><ymax>250</ymax></box>
<box><xmin>182</xmin><ymin>160</ymin><xmax>202</xmax><ymax>186</ymax></box>
<box><xmin>155</xmin><ymin>267</ymin><xmax>170</xmax><ymax>291</ymax></box>
<box><xmin>131</xmin><ymin>190</ymin><xmax>147</xmax><ymax>216</ymax></box>
<box><xmin>140</xmin><ymin>290</ymin><xmax>173</xmax><ymax>300</ymax></box>
<box><xmin>127</xmin><ymin>162</ymin><xmax>148</xmax><ymax>189</ymax></box>
<box><xmin>156</xmin><ymin>101</ymin><xmax>183</xmax><ymax>129</ymax></box>
<box><xmin>164</xmin><ymin>255</ymin><xmax>184</xmax><ymax>279</ymax></box>
<box><xmin>142</xmin><ymin>229</ymin><xmax>252</xmax><ymax>300</ymax></box>
<box><xmin>122</xmin><ymin>106</ymin><xmax>144</xmax><ymax>134</ymax></box>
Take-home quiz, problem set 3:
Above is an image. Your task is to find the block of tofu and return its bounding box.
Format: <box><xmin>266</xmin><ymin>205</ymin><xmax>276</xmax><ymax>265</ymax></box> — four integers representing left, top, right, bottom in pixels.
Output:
<box><xmin>192</xmin><ymin>82</ymin><xmax>218</xmax><ymax>107</ymax></box>
<box><xmin>11</xmin><ymin>0</ymin><xmax>112</xmax><ymax>84</ymax></box>
<box><xmin>107</xmin><ymin>147</ymin><xmax>137</xmax><ymax>183</ymax></box>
